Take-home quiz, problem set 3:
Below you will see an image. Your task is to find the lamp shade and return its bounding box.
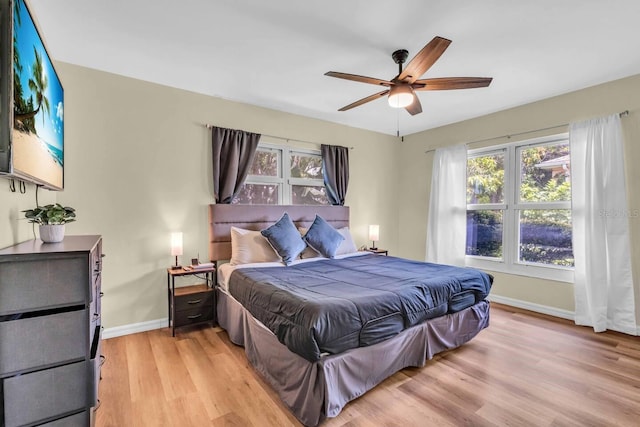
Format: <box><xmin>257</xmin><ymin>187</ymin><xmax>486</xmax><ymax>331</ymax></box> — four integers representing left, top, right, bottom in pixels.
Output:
<box><xmin>388</xmin><ymin>85</ymin><xmax>414</xmax><ymax>108</ymax></box>
<box><xmin>368</xmin><ymin>225</ymin><xmax>380</xmax><ymax>242</ymax></box>
<box><xmin>170</xmin><ymin>232</ymin><xmax>183</xmax><ymax>256</ymax></box>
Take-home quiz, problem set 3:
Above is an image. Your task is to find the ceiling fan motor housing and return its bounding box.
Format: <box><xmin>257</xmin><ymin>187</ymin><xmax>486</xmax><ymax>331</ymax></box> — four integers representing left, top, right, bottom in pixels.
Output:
<box><xmin>392</xmin><ymin>49</ymin><xmax>409</xmax><ymax>65</ymax></box>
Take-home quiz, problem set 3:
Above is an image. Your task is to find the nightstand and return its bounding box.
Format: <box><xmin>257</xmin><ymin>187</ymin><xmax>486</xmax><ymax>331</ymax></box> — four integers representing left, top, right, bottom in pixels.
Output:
<box><xmin>167</xmin><ymin>266</ymin><xmax>216</xmax><ymax>336</ymax></box>
<box><xmin>366</xmin><ymin>248</ymin><xmax>388</xmax><ymax>256</ymax></box>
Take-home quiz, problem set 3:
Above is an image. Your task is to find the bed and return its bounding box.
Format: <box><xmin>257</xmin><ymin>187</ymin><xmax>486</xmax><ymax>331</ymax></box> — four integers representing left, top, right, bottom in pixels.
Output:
<box><xmin>209</xmin><ymin>204</ymin><xmax>492</xmax><ymax>426</ymax></box>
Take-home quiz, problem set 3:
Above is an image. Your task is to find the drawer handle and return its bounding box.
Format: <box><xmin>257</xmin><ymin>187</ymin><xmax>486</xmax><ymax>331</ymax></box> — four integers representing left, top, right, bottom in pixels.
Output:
<box><xmin>187</xmin><ymin>299</ymin><xmax>202</xmax><ymax>305</ymax></box>
<box><xmin>101</xmin><ymin>253</ymin><xmax>106</xmax><ymax>258</ymax></box>
<box><xmin>100</xmin><ymin>292</ymin><xmax>105</xmax><ymax>298</ymax></box>
<box><xmin>94</xmin><ymin>313</ymin><xmax>100</xmax><ymax>319</ymax></box>
<box><xmin>187</xmin><ymin>314</ymin><xmax>202</xmax><ymax>320</ymax></box>
<box><xmin>100</xmin><ymin>354</ymin><xmax>106</xmax><ymax>367</ymax></box>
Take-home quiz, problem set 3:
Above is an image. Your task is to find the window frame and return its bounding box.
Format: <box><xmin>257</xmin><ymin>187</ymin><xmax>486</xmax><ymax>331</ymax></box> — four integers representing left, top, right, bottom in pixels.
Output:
<box><xmin>240</xmin><ymin>142</ymin><xmax>327</xmax><ymax>205</ymax></box>
<box><xmin>465</xmin><ymin>133</ymin><xmax>574</xmax><ymax>283</ymax></box>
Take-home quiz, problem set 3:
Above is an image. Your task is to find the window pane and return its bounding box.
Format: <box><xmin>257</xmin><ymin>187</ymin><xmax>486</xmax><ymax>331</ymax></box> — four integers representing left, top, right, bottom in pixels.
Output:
<box><xmin>467</xmin><ymin>153</ymin><xmax>505</xmax><ymax>204</ymax></box>
<box><xmin>232</xmin><ymin>184</ymin><xmax>278</xmax><ymax>204</ymax></box>
<box><xmin>290</xmin><ymin>154</ymin><xmax>323</xmax><ymax>179</ymax></box>
<box><xmin>292</xmin><ymin>185</ymin><xmax>329</xmax><ymax>205</ymax></box>
<box><xmin>519</xmin><ymin>143</ymin><xmax>570</xmax><ymax>202</ymax></box>
<box><xmin>248</xmin><ymin>150</ymin><xmax>278</xmax><ymax>177</ymax></box>
<box><xmin>466</xmin><ymin>210</ymin><xmax>503</xmax><ymax>258</ymax></box>
<box><xmin>519</xmin><ymin>209</ymin><xmax>573</xmax><ymax>266</ymax></box>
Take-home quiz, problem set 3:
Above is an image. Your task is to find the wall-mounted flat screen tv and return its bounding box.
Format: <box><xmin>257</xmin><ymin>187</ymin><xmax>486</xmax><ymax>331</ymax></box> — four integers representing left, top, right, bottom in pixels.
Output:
<box><xmin>0</xmin><ymin>0</ymin><xmax>64</xmax><ymax>190</ymax></box>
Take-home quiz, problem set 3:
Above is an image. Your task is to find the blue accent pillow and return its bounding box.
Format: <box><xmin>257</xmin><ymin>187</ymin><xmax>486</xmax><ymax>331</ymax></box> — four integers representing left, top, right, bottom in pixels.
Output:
<box><xmin>303</xmin><ymin>215</ymin><xmax>345</xmax><ymax>258</ymax></box>
<box><xmin>261</xmin><ymin>213</ymin><xmax>307</xmax><ymax>265</ymax></box>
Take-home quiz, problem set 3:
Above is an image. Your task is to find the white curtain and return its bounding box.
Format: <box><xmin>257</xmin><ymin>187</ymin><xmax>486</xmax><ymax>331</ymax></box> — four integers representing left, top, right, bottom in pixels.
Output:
<box><xmin>570</xmin><ymin>114</ymin><xmax>637</xmax><ymax>334</ymax></box>
<box><xmin>426</xmin><ymin>144</ymin><xmax>467</xmax><ymax>266</ymax></box>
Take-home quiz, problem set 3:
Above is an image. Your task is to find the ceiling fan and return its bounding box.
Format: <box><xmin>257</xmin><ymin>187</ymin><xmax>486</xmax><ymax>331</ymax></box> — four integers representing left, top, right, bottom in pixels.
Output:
<box><xmin>325</xmin><ymin>36</ymin><xmax>492</xmax><ymax>116</ymax></box>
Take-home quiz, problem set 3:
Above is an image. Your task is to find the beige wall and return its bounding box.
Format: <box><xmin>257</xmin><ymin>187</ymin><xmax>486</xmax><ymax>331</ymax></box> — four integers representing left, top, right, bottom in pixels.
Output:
<box><xmin>0</xmin><ymin>63</ymin><xmax>399</xmax><ymax>329</ymax></box>
<box><xmin>0</xmin><ymin>182</ymin><xmax>56</xmax><ymax>248</ymax></box>
<box><xmin>399</xmin><ymin>74</ymin><xmax>640</xmax><ymax>322</ymax></box>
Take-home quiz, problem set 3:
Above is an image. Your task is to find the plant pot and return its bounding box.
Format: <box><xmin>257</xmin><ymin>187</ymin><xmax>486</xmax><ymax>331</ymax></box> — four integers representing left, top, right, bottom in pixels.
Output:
<box><xmin>39</xmin><ymin>224</ymin><xmax>65</xmax><ymax>243</ymax></box>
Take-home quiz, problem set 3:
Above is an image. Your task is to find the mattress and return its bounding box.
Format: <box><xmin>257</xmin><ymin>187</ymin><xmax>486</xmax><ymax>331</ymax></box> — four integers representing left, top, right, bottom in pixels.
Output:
<box><xmin>227</xmin><ymin>254</ymin><xmax>492</xmax><ymax>362</ymax></box>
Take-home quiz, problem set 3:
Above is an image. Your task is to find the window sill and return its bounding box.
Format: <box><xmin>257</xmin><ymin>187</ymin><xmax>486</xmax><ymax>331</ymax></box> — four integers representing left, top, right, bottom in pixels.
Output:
<box><xmin>466</xmin><ymin>257</ymin><xmax>574</xmax><ymax>283</ymax></box>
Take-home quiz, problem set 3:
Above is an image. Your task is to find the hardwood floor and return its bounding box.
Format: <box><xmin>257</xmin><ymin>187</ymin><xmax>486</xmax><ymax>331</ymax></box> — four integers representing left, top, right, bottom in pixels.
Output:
<box><xmin>96</xmin><ymin>303</ymin><xmax>640</xmax><ymax>426</ymax></box>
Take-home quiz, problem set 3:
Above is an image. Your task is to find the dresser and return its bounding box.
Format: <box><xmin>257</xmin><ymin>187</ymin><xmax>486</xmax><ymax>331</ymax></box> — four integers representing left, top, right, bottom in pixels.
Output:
<box><xmin>0</xmin><ymin>235</ymin><xmax>104</xmax><ymax>427</ymax></box>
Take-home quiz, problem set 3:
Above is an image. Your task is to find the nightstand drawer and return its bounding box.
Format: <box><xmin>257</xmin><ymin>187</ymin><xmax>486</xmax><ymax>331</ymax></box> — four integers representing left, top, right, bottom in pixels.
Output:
<box><xmin>174</xmin><ymin>306</ymin><xmax>214</xmax><ymax>327</ymax></box>
<box><xmin>175</xmin><ymin>289</ymin><xmax>214</xmax><ymax>312</ymax></box>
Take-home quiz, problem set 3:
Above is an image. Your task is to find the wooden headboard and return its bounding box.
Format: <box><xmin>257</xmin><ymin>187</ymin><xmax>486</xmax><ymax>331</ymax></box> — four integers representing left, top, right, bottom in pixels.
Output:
<box><xmin>208</xmin><ymin>204</ymin><xmax>350</xmax><ymax>261</ymax></box>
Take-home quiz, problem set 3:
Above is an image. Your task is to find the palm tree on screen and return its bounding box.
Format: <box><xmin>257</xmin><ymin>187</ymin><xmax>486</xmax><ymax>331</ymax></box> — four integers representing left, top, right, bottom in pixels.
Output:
<box><xmin>14</xmin><ymin>47</ymin><xmax>50</xmax><ymax>127</ymax></box>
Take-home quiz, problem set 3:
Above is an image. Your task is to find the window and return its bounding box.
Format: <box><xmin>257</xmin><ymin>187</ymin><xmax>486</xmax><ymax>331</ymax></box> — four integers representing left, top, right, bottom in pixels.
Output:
<box><xmin>466</xmin><ymin>135</ymin><xmax>573</xmax><ymax>282</ymax></box>
<box><xmin>233</xmin><ymin>143</ymin><xmax>329</xmax><ymax>205</ymax></box>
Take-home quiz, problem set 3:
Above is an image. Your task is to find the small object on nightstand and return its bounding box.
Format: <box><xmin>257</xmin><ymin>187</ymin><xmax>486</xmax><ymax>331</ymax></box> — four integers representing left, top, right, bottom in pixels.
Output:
<box><xmin>167</xmin><ymin>264</ymin><xmax>216</xmax><ymax>336</ymax></box>
<box><xmin>366</xmin><ymin>248</ymin><xmax>388</xmax><ymax>256</ymax></box>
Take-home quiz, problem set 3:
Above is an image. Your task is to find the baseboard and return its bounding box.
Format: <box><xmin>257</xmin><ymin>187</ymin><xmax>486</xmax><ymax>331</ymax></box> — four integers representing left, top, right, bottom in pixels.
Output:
<box><xmin>102</xmin><ymin>318</ymin><xmax>168</xmax><ymax>339</ymax></box>
<box><xmin>488</xmin><ymin>294</ymin><xmax>639</xmax><ymax>335</ymax></box>
<box><xmin>487</xmin><ymin>294</ymin><xmax>575</xmax><ymax>320</ymax></box>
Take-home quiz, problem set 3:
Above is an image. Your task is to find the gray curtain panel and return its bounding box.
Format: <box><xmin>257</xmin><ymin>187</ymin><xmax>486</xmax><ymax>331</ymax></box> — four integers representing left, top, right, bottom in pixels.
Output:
<box><xmin>321</xmin><ymin>144</ymin><xmax>349</xmax><ymax>206</ymax></box>
<box><xmin>212</xmin><ymin>126</ymin><xmax>261</xmax><ymax>204</ymax></box>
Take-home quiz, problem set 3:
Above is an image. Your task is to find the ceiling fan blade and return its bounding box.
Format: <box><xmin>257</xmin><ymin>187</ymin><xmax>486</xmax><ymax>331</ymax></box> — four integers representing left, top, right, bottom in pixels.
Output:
<box><xmin>413</xmin><ymin>77</ymin><xmax>493</xmax><ymax>90</ymax></box>
<box><xmin>405</xmin><ymin>95</ymin><xmax>423</xmax><ymax>116</ymax></box>
<box><xmin>325</xmin><ymin>71</ymin><xmax>392</xmax><ymax>87</ymax></box>
<box><xmin>337</xmin><ymin>90</ymin><xmax>390</xmax><ymax>111</ymax></box>
<box><xmin>395</xmin><ymin>36</ymin><xmax>452</xmax><ymax>84</ymax></box>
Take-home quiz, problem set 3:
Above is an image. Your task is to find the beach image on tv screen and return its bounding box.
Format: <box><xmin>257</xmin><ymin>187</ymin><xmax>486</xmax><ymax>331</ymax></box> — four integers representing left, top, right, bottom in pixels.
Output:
<box><xmin>12</xmin><ymin>0</ymin><xmax>64</xmax><ymax>189</ymax></box>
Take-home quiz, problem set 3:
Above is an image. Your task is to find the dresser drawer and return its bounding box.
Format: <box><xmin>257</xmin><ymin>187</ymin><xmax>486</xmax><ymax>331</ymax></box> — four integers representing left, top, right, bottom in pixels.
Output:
<box><xmin>174</xmin><ymin>305</ymin><xmax>214</xmax><ymax>327</ymax></box>
<box><xmin>39</xmin><ymin>410</ymin><xmax>90</xmax><ymax>427</ymax></box>
<box><xmin>0</xmin><ymin>308</ymin><xmax>89</xmax><ymax>376</ymax></box>
<box><xmin>3</xmin><ymin>360</ymin><xmax>93</xmax><ymax>427</ymax></box>
<box><xmin>175</xmin><ymin>289</ymin><xmax>214</xmax><ymax>312</ymax></box>
<box><xmin>0</xmin><ymin>255</ymin><xmax>90</xmax><ymax>314</ymax></box>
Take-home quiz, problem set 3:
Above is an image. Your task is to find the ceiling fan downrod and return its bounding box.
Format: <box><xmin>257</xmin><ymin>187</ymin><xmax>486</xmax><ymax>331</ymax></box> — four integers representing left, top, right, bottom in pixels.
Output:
<box><xmin>391</xmin><ymin>49</ymin><xmax>409</xmax><ymax>75</ymax></box>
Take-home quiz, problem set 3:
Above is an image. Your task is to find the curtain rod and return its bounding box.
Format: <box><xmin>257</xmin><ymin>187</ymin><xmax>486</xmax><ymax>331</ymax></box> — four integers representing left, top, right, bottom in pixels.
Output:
<box><xmin>204</xmin><ymin>124</ymin><xmax>354</xmax><ymax>150</ymax></box>
<box><xmin>424</xmin><ymin>110</ymin><xmax>630</xmax><ymax>154</ymax></box>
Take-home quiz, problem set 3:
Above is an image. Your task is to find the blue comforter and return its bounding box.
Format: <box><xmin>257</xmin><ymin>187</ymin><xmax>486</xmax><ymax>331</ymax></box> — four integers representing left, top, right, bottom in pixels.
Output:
<box><xmin>228</xmin><ymin>254</ymin><xmax>492</xmax><ymax>362</ymax></box>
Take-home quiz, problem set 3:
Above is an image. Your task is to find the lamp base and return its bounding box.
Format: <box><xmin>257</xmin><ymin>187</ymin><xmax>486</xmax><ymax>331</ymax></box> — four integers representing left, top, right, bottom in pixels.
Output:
<box><xmin>170</xmin><ymin>255</ymin><xmax>182</xmax><ymax>270</ymax></box>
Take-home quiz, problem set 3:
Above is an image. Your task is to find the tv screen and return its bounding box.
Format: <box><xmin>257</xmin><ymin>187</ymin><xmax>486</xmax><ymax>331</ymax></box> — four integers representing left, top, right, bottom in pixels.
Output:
<box><xmin>0</xmin><ymin>0</ymin><xmax>64</xmax><ymax>190</ymax></box>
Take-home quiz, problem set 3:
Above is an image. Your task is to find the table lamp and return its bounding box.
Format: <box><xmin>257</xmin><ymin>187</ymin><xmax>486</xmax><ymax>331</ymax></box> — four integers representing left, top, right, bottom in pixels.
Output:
<box><xmin>369</xmin><ymin>225</ymin><xmax>379</xmax><ymax>250</ymax></box>
<box><xmin>170</xmin><ymin>232</ymin><xmax>183</xmax><ymax>270</ymax></box>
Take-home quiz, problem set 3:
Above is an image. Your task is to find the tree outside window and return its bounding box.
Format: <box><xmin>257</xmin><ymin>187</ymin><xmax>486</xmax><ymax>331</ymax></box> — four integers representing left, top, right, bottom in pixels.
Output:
<box><xmin>233</xmin><ymin>145</ymin><xmax>329</xmax><ymax>205</ymax></box>
<box><xmin>466</xmin><ymin>136</ymin><xmax>574</xmax><ymax>273</ymax></box>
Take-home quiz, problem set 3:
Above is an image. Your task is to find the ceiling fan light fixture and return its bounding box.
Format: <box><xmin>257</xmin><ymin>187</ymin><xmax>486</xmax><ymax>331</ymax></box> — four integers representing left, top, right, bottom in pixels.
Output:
<box><xmin>388</xmin><ymin>85</ymin><xmax>413</xmax><ymax>108</ymax></box>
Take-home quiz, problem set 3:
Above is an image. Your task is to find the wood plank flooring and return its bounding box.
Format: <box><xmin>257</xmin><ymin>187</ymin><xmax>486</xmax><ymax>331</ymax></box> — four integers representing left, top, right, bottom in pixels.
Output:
<box><xmin>96</xmin><ymin>303</ymin><xmax>640</xmax><ymax>426</ymax></box>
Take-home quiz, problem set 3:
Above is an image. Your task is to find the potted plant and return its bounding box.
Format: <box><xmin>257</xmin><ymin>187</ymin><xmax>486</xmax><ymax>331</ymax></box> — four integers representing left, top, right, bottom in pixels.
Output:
<box><xmin>23</xmin><ymin>203</ymin><xmax>76</xmax><ymax>243</ymax></box>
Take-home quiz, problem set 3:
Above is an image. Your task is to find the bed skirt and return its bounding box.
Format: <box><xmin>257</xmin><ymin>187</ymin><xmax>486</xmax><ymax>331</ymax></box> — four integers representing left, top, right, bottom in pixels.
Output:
<box><xmin>217</xmin><ymin>289</ymin><xmax>490</xmax><ymax>426</ymax></box>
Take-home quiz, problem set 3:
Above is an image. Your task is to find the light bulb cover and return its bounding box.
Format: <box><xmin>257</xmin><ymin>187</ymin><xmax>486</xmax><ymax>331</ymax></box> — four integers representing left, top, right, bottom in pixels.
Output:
<box><xmin>369</xmin><ymin>225</ymin><xmax>380</xmax><ymax>242</ymax></box>
<box><xmin>170</xmin><ymin>232</ymin><xmax>183</xmax><ymax>256</ymax></box>
<box><xmin>388</xmin><ymin>85</ymin><xmax>414</xmax><ymax>108</ymax></box>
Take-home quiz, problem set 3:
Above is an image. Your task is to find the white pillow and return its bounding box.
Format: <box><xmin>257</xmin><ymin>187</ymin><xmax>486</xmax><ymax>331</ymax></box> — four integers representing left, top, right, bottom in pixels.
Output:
<box><xmin>298</xmin><ymin>226</ymin><xmax>358</xmax><ymax>258</ymax></box>
<box><xmin>335</xmin><ymin>227</ymin><xmax>358</xmax><ymax>255</ymax></box>
<box><xmin>230</xmin><ymin>226</ymin><xmax>280</xmax><ymax>265</ymax></box>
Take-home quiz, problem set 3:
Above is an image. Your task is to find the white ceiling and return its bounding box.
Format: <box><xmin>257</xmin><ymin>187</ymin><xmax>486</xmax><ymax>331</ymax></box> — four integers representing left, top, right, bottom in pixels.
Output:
<box><xmin>29</xmin><ymin>0</ymin><xmax>640</xmax><ymax>136</ymax></box>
